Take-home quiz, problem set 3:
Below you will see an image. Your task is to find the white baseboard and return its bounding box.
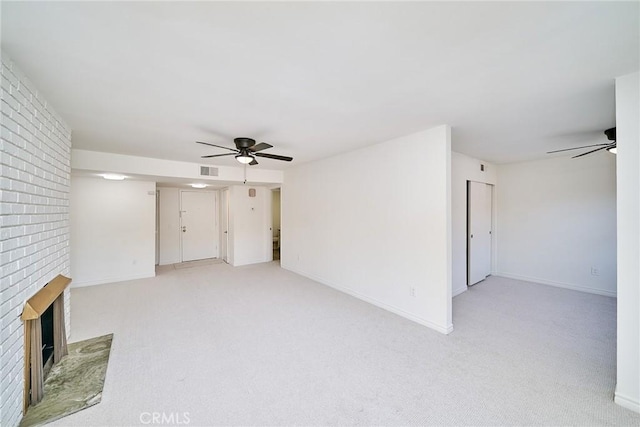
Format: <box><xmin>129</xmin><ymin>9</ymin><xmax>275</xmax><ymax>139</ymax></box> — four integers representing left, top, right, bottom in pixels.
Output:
<box><xmin>71</xmin><ymin>271</ymin><xmax>156</xmax><ymax>288</ymax></box>
<box><xmin>615</xmin><ymin>391</ymin><xmax>640</xmax><ymax>413</ymax></box>
<box><xmin>281</xmin><ymin>264</ymin><xmax>453</xmax><ymax>335</ymax></box>
<box><xmin>494</xmin><ymin>272</ymin><xmax>616</xmax><ymax>298</ymax></box>
<box><xmin>232</xmin><ymin>259</ymin><xmax>270</xmax><ymax>267</ymax></box>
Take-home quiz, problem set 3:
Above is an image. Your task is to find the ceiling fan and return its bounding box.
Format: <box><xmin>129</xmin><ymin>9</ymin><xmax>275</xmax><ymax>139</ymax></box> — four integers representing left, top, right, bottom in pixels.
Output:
<box><xmin>547</xmin><ymin>128</ymin><xmax>616</xmax><ymax>158</ymax></box>
<box><xmin>196</xmin><ymin>137</ymin><xmax>293</xmax><ymax>165</ymax></box>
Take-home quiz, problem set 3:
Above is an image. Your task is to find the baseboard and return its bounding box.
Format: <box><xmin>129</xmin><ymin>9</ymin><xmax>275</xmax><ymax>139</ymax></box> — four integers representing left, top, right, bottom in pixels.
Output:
<box><xmin>232</xmin><ymin>258</ymin><xmax>272</xmax><ymax>267</ymax></box>
<box><xmin>452</xmin><ymin>286</ymin><xmax>467</xmax><ymax>297</ymax></box>
<box><xmin>71</xmin><ymin>271</ymin><xmax>156</xmax><ymax>288</ymax></box>
<box><xmin>615</xmin><ymin>391</ymin><xmax>640</xmax><ymax>413</ymax></box>
<box><xmin>282</xmin><ymin>264</ymin><xmax>453</xmax><ymax>335</ymax></box>
<box><xmin>494</xmin><ymin>272</ymin><xmax>616</xmax><ymax>298</ymax></box>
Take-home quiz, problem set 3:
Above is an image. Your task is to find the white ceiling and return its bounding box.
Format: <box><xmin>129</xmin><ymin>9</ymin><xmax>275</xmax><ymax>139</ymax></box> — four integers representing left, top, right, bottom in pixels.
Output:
<box><xmin>2</xmin><ymin>2</ymin><xmax>638</xmax><ymax>168</ymax></box>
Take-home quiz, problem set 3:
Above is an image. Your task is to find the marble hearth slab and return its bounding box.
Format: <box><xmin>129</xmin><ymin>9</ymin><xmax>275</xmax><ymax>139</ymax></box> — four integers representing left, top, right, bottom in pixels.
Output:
<box><xmin>20</xmin><ymin>334</ymin><xmax>113</xmax><ymax>427</ymax></box>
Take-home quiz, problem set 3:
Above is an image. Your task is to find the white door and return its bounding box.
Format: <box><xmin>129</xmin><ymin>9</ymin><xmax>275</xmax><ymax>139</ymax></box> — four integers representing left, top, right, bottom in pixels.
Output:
<box><xmin>468</xmin><ymin>181</ymin><xmax>492</xmax><ymax>285</ymax></box>
<box><xmin>220</xmin><ymin>189</ymin><xmax>229</xmax><ymax>263</ymax></box>
<box><xmin>180</xmin><ymin>191</ymin><xmax>218</xmax><ymax>262</ymax></box>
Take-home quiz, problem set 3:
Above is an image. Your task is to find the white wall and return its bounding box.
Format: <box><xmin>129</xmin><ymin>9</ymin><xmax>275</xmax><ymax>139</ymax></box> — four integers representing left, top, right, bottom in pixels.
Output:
<box><xmin>228</xmin><ymin>185</ymin><xmax>272</xmax><ymax>266</ymax></box>
<box><xmin>451</xmin><ymin>152</ymin><xmax>497</xmax><ymax>296</ymax></box>
<box><xmin>282</xmin><ymin>126</ymin><xmax>452</xmax><ymax>334</ymax></box>
<box><xmin>615</xmin><ymin>71</ymin><xmax>640</xmax><ymax>413</ymax></box>
<box><xmin>495</xmin><ymin>153</ymin><xmax>617</xmax><ymax>296</ymax></box>
<box><xmin>70</xmin><ymin>177</ymin><xmax>156</xmax><ymax>286</ymax></box>
<box><xmin>158</xmin><ymin>187</ymin><xmax>181</xmax><ymax>265</ymax></box>
<box><xmin>0</xmin><ymin>53</ymin><xmax>72</xmax><ymax>427</ymax></box>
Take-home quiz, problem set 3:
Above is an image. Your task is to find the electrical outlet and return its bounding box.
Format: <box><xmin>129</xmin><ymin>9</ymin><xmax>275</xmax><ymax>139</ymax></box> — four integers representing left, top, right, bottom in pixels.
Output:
<box><xmin>591</xmin><ymin>267</ymin><xmax>599</xmax><ymax>276</ymax></box>
<box><xmin>410</xmin><ymin>287</ymin><xmax>416</xmax><ymax>297</ymax></box>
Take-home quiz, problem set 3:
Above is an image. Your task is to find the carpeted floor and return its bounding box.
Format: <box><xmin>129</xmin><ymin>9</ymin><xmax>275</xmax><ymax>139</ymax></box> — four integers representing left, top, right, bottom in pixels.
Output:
<box><xmin>52</xmin><ymin>262</ymin><xmax>640</xmax><ymax>426</ymax></box>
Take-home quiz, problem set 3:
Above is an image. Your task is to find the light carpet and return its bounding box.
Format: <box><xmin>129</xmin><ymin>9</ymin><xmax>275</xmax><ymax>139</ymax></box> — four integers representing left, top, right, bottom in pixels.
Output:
<box><xmin>52</xmin><ymin>262</ymin><xmax>640</xmax><ymax>426</ymax></box>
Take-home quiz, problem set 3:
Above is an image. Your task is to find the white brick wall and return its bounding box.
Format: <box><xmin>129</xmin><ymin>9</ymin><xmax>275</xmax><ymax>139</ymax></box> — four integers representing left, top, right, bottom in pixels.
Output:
<box><xmin>0</xmin><ymin>53</ymin><xmax>72</xmax><ymax>427</ymax></box>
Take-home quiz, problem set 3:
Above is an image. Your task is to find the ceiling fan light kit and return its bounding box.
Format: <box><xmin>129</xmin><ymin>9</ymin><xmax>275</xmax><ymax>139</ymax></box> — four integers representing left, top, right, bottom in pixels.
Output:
<box><xmin>235</xmin><ymin>153</ymin><xmax>255</xmax><ymax>164</ymax></box>
<box><xmin>197</xmin><ymin>137</ymin><xmax>293</xmax><ymax>166</ymax></box>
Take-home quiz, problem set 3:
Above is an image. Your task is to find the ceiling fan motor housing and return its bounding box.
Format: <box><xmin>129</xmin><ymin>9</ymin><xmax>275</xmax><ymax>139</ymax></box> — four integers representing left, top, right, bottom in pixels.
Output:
<box><xmin>234</xmin><ymin>137</ymin><xmax>256</xmax><ymax>149</ymax></box>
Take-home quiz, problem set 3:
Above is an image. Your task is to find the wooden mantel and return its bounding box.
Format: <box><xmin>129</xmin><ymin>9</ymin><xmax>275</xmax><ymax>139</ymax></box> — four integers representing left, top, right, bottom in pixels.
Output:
<box><xmin>21</xmin><ymin>275</ymin><xmax>72</xmax><ymax>320</ymax></box>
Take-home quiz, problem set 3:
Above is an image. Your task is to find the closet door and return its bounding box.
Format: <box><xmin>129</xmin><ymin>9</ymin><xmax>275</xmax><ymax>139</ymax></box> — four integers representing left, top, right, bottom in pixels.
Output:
<box><xmin>468</xmin><ymin>181</ymin><xmax>492</xmax><ymax>285</ymax></box>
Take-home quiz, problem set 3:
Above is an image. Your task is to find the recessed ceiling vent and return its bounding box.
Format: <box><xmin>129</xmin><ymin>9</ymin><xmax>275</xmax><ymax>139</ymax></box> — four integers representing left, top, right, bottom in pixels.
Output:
<box><xmin>200</xmin><ymin>166</ymin><xmax>219</xmax><ymax>177</ymax></box>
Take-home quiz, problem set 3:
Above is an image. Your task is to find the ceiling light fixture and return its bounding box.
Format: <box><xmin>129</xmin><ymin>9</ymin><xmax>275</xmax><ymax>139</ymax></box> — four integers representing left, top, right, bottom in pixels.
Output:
<box><xmin>235</xmin><ymin>152</ymin><xmax>254</xmax><ymax>164</ymax></box>
<box><xmin>190</xmin><ymin>183</ymin><xmax>207</xmax><ymax>189</ymax></box>
<box><xmin>102</xmin><ymin>173</ymin><xmax>126</xmax><ymax>181</ymax></box>
<box><xmin>607</xmin><ymin>146</ymin><xmax>617</xmax><ymax>154</ymax></box>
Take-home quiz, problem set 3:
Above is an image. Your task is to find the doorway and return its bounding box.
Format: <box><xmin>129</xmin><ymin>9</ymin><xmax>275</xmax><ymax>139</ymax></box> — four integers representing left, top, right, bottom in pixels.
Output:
<box><xmin>271</xmin><ymin>188</ymin><xmax>281</xmax><ymax>261</ymax></box>
<box><xmin>180</xmin><ymin>190</ymin><xmax>218</xmax><ymax>262</ymax></box>
<box><xmin>467</xmin><ymin>181</ymin><xmax>493</xmax><ymax>286</ymax></box>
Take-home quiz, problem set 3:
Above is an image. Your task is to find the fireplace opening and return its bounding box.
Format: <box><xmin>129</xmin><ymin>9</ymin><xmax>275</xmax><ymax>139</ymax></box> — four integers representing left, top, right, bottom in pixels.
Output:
<box><xmin>21</xmin><ymin>274</ymin><xmax>71</xmax><ymax>412</ymax></box>
<box><xmin>41</xmin><ymin>303</ymin><xmax>55</xmax><ymax>378</ymax></box>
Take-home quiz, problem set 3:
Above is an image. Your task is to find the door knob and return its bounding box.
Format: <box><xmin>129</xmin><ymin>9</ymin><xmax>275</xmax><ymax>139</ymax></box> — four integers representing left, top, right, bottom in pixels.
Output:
<box><xmin>182</xmin><ymin>226</ymin><xmax>187</xmax><ymax>233</ymax></box>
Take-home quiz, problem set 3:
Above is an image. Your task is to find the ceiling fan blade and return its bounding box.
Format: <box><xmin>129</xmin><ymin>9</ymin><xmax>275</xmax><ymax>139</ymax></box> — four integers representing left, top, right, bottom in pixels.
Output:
<box><xmin>250</xmin><ymin>142</ymin><xmax>273</xmax><ymax>152</ymax></box>
<box><xmin>196</xmin><ymin>141</ymin><xmax>238</xmax><ymax>152</ymax></box>
<box><xmin>249</xmin><ymin>158</ymin><xmax>259</xmax><ymax>166</ymax></box>
<box><xmin>547</xmin><ymin>143</ymin><xmax>611</xmax><ymax>154</ymax></box>
<box><xmin>201</xmin><ymin>153</ymin><xmax>236</xmax><ymax>159</ymax></box>
<box><xmin>255</xmin><ymin>152</ymin><xmax>293</xmax><ymax>162</ymax></box>
<box><xmin>572</xmin><ymin>145</ymin><xmax>611</xmax><ymax>158</ymax></box>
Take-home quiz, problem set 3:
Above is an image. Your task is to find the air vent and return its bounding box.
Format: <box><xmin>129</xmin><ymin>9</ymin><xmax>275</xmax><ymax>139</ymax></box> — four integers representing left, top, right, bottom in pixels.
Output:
<box><xmin>200</xmin><ymin>166</ymin><xmax>219</xmax><ymax>176</ymax></box>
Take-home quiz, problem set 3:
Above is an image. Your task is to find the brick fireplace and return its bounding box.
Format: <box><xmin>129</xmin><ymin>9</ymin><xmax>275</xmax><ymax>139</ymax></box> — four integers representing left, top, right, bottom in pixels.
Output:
<box><xmin>0</xmin><ymin>53</ymin><xmax>72</xmax><ymax>427</ymax></box>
